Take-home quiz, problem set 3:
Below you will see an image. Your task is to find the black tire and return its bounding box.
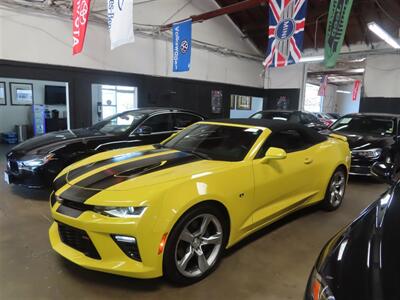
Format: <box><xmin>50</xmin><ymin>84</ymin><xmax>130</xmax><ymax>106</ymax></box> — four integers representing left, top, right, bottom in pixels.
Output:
<box><xmin>163</xmin><ymin>204</ymin><xmax>228</xmax><ymax>285</ymax></box>
<box><xmin>321</xmin><ymin>167</ymin><xmax>347</xmax><ymax>211</ymax></box>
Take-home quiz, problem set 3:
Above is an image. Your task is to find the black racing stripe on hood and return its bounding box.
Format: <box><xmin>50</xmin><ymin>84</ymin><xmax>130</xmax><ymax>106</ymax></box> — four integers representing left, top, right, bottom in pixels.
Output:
<box><xmin>52</xmin><ymin>148</ymin><xmax>168</xmax><ymax>191</ymax></box>
<box><xmin>67</xmin><ymin>148</ymin><xmax>169</xmax><ymax>182</ymax></box>
<box><xmin>60</xmin><ymin>152</ymin><xmax>200</xmax><ymax>203</ymax></box>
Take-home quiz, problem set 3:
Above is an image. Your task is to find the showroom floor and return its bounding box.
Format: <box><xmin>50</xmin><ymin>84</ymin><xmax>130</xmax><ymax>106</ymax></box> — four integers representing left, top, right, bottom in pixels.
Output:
<box><xmin>0</xmin><ymin>144</ymin><xmax>387</xmax><ymax>300</ymax></box>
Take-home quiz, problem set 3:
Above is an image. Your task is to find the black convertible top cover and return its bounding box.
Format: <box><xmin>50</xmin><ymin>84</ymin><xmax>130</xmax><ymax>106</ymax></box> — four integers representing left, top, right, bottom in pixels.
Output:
<box><xmin>206</xmin><ymin>118</ymin><xmax>327</xmax><ymax>144</ymax></box>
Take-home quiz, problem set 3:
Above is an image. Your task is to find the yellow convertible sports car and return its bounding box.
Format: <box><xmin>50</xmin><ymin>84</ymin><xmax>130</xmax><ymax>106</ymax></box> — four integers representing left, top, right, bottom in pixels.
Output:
<box><xmin>49</xmin><ymin>119</ymin><xmax>350</xmax><ymax>284</ymax></box>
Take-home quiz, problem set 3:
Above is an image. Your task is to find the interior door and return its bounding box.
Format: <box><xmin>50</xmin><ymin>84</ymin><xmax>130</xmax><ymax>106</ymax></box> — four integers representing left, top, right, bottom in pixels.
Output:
<box><xmin>251</xmin><ymin>130</ymin><xmax>319</xmax><ymax>226</ymax></box>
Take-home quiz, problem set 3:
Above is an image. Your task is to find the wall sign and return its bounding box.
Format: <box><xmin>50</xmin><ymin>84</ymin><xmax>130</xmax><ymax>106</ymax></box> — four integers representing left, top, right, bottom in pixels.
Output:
<box><xmin>10</xmin><ymin>83</ymin><xmax>33</xmax><ymax>106</ymax></box>
<box><xmin>0</xmin><ymin>82</ymin><xmax>6</xmax><ymax>105</ymax></box>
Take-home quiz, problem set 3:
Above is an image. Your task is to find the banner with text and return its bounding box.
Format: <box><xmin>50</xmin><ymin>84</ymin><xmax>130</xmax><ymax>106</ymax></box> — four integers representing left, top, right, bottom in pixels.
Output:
<box><xmin>352</xmin><ymin>80</ymin><xmax>361</xmax><ymax>101</ymax></box>
<box><xmin>72</xmin><ymin>0</ymin><xmax>91</xmax><ymax>55</ymax></box>
<box><xmin>108</xmin><ymin>0</ymin><xmax>135</xmax><ymax>50</ymax></box>
<box><xmin>324</xmin><ymin>0</ymin><xmax>353</xmax><ymax>68</ymax></box>
<box><xmin>172</xmin><ymin>19</ymin><xmax>192</xmax><ymax>72</ymax></box>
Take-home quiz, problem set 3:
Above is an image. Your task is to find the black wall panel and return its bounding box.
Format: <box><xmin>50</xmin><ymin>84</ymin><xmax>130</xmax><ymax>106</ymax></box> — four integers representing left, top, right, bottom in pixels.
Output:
<box><xmin>360</xmin><ymin>97</ymin><xmax>400</xmax><ymax>114</ymax></box>
<box><xmin>0</xmin><ymin>59</ymin><xmax>300</xmax><ymax>128</ymax></box>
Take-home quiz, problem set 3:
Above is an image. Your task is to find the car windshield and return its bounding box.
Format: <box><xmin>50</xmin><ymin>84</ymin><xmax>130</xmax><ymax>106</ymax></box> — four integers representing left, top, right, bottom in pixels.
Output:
<box><xmin>163</xmin><ymin>123</ymin><xmax>263</xmax><ymax>161</ymax></box>
<box><xmin>331</xmin><ymin>116</ymin><xmax>395</xmax><ymax>136</ymax></box>
<box><xmin>251</xmin><ymin>112</ymin><xmax>292</xmax><ymax>122</ymax></box>
<box><xmin>91</xmin><ymin>111</ymin><xmax>147</xmax><ymax>135</ymax></box>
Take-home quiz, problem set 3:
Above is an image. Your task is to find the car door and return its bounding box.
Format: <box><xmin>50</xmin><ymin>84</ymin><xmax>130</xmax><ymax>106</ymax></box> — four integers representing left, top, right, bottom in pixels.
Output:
<box><xmin>131</xmin><ymin>113</ymin><xmax>175</xmax><ymax>144</ymax></box>
<box><xmin>251</xmin><ymin>128</ymin><xmax>321</xmax><ymax>227</ymax></box>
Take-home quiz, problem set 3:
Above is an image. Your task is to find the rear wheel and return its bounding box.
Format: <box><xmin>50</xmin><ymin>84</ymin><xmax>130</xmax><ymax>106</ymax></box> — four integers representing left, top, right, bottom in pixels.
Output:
<box><xmin>163</xmin><ymin>205</ymin><xmax>228</xmax><ymax>285</ymax></box>
<box><xmin>321</xmin><ymin>167</ymin><xmax>347</xmax><ymax>211</ymax></box>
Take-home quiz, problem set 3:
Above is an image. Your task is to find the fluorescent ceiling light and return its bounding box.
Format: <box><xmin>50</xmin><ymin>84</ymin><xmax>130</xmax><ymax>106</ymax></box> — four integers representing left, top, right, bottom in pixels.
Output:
<box><xmin>368</xmin><ymin>22</ymin><xmax>400</xmax><ymax>49</ymax></box>
<box><xmin>337</xmin><ymin>90</ymin><xmax>351</xmax><ymax>94</ymax></box>
<box><xmin>349</xmin><ymin>68</ymin><xmax>365</xmax><ymax>73</ymax></box>
<box><xmin>300</xmin><ymin>56</ymin><xmax>324</xmax><ymax>62</ymax></box>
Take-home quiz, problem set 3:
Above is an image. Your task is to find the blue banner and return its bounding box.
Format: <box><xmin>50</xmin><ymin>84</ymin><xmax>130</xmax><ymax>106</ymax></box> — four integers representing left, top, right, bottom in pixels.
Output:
<box><xmin>172</xmin><ymin>19</ymin><xmax>192</xmax><ymax>72</ymax></box>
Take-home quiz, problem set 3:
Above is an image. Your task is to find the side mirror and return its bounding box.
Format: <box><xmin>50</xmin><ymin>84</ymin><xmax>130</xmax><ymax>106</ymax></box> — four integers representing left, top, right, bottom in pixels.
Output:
<box><xmin>136</xmin><ymin>125</ymin><xmax>152</xmax><ymax>135</ymax></box>
<box><xmin>371</xmin><ymin>162</ymin><xmax>396</xmax><ymax>185</ymax></box>
<box><xmin>261</xmin><ymin>147</ymin><xmax>287</xmax><ymax>163</ymax></box>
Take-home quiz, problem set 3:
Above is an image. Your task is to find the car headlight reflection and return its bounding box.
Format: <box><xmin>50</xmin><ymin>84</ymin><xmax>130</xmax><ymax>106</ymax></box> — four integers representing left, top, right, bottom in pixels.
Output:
<box><xmin>352</xmin><ymin>148</ymin><xmax>382</xmax><ymax>159</ymax></box>
<box><xmin>94</xmin><ymin>206</ymin><xmax>147</xmax><ymax>218</ymax></box>
<box><xmin>310</xmin><ymin>269</ymin><xmax>335</xmax><ymax>300</ymax></box>
<box><xmin>20</xmin><ymin>153</ymin><xmax>55</xmax><ymax>168</ymax></box>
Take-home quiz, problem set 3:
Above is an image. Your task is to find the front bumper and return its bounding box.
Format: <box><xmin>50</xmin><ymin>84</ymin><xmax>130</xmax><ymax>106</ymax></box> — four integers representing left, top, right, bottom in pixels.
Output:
<box><xmin>349</xmin><ymin>156</ymin><xmax>382</xmax><ymax>176</ymax></box>
<box><xmin>49</xmin><ymin>200</ymin><xmax>163</xmax><ymax>279</ymax></box>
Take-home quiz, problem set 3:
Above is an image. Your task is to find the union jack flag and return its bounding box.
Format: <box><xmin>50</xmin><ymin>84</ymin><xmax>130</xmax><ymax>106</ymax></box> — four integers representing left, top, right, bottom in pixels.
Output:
<box><xmin>263</xmin><ymin>0</ymin><xmax>308</xmax><ymax>68</ymax></box>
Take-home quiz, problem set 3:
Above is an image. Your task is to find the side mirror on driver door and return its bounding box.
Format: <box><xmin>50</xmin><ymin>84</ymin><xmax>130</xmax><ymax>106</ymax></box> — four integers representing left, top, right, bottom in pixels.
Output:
<box><xmin>261</xmin><ymin>147</ymin><xmax>287</xmax><ymax>164</ymax></box>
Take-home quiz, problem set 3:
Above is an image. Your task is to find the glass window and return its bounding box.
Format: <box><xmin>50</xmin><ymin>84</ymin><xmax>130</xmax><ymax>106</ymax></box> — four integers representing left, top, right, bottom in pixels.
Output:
<box><xmin>331</xmin><ymin>116</ymin><xmax>395</xmax><ymax>136</ymax></box>
<box><xmin>164</xmin><ymin>124</ymin><xmax>262</xmax><ymax>161</ymax></box>
<box><xmin>256</xmin><ymin>129</ymin><xmax>315</xmax><ymax>157</ymax></box>
<box><xmin>173</xmin><ymin>113</ymin><xmax>202</xmax><ymax>129</ymax></box>
<box><xmin>251</xmin><ymin>111</ymin><xmax>291</xmax><ymax>121</ymax></box>
<box><xmin>91</xmin><ymin>111</ymin><xmax>146</xmax><ymax>135</ymax></box>
<box><xmin>141</xmin><ymin>114</ymin><xmax>173</xmax><ymax>133</ymax></box>
<box><xmin>100</xmin><ymin>85</ymin><xmax>137</xmax><ymax>120</ymax></box>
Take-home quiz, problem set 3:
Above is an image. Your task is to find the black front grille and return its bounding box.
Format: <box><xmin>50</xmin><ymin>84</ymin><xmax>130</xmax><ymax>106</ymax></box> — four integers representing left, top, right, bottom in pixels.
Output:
<box><xmin>57</xmin><ymin>222</ymin><xmax>101</xmax><ymax>260</ymax></box>
<box><xmin>62</xmin><ymin>199</ymin><xmax>94</xmax><ymax>212</ymax></box>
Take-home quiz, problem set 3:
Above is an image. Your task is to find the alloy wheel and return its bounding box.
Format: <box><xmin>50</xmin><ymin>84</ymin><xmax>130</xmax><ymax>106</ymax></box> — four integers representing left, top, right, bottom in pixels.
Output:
<box><xmin>329</xmin><ymin>171</ymin><xmax>345</xmax><ymax>207</ymax></box>
<box><xmin>175</xmin><ymin>213</ymin><xmax>223</xmax><ymax>278</ymax></box>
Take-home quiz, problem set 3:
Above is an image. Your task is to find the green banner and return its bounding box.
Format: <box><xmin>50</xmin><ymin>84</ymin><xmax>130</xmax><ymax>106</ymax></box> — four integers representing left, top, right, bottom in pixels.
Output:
<box><xmin>324</xmin><ymin>0</ymin><xmax>354</xmax><ymax>68</ymax></box>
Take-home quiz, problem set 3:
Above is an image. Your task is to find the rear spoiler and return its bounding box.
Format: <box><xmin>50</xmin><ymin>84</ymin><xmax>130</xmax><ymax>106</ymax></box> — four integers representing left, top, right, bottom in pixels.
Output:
<box><xmin>329</xmin><ymin>133</ymin><xmax>347</xmax><ymax>142</ymax></box>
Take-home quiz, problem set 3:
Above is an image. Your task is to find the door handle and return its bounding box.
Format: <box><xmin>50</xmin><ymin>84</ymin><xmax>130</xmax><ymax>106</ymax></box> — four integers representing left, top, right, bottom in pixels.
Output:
<box><xmin>304</xmin><ymin>157</ymin><xmax>313</xmax><ymax>164</ymax></box>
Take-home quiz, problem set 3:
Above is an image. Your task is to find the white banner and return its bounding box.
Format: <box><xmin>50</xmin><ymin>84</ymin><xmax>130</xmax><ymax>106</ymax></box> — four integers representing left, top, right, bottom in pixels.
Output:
<box><xmin>108</xmin><ymin>0</ymin><xmax>135</xmax><ymax>50</ymax></box>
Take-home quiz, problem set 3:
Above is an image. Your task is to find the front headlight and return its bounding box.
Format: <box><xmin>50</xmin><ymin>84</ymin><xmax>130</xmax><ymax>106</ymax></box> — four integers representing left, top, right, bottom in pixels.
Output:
<box><xmin>352</xmin><ymin>148</ymin><xmax>382</xmax><ymax>159</ymax></box>
<box><xmin>309</xmin><ymin>269</ymin><xmax>335</xmax><ymax>300</ymax></box>
<box><xmin>94</xmin><ymin>206</ymin><xmax>147</xmax><ymax>218</ymax></box>
<box><xmin>20</xmin><ymin>153</ymin><xmax>55</xmax><ymax>168</ymax></box>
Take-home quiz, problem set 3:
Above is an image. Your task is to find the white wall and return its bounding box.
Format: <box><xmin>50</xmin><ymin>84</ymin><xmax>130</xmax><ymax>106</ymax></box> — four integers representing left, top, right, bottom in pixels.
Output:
<box><xmin>364</xmin><ymin>54</ymin><xmax>400</xmax><ymax>98</ymax></box>
<box><xmin>0</xmin><ymin>1</ymin><xmax>264</xmax><ymax>88</ymax></box>
<box><xmin>230</xmin><ymin>97</ymin><xmax>263</xmax><ymax>118</ymax></box>
<box><xmin>336</xmin><ymin>84</ymin><xmax>361</xmax><ymax>115</ymax></box>
<box><xmin>0</xmin><ymin>78</ymin><xmax>66</xmax><ymax>132</ymax></box>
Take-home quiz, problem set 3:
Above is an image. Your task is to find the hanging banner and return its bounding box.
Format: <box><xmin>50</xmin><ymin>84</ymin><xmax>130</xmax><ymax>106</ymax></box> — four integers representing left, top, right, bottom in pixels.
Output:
<box><xmin>108</xmin><ymin>0</ymin><xmax>135</xmax><ymax>50</ymax></box>
<box><xmin>324</xmin><ymin>0</ymin><xmax>354</xmax><ymax>68</ymax></box>
<box><xmin>263</xmin><ymin>0</ymin><xmax>308</xmax><ymax>68</ymax></box>
<box><xmin>172</xmin><ymin>19</ymin><xmax>192</xmax><ymax>72</ymax></box>
<box><xmin>72</xmin><ymin>0</ymin><xmax>91</xmax><ymax>55</ymax></box>
<box><xmin>318</xmin><ymin>75</ymin><xmax>329</xmax><ymax>96</ymax></box>
<box><xmin>352</xmin><ymin>80</ymin><xmax>361</xmax><ymax>101</ymax></box>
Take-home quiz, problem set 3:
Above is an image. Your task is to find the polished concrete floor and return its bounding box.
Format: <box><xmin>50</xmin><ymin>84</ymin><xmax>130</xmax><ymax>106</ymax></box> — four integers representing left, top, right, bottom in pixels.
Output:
<box><xmin>0</xmin><ymin>144</ymin><xmax>388</xmax><ymax>300</ymax></box>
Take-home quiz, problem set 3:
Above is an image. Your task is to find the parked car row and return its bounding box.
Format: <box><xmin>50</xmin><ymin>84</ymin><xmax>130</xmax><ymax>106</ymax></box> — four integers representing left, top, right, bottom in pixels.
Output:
<box><xmin>3</xmin><ymin>107</ymin><xmax>400</xmax><ymax>294</ymax></box>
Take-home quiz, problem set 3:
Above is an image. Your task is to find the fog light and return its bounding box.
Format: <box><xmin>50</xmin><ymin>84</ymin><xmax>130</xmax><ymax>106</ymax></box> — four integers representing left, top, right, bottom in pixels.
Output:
<box><xmin>111</xmin><ymin>235</ymin><xmax>141</xmax><ymax>261</ymax></box>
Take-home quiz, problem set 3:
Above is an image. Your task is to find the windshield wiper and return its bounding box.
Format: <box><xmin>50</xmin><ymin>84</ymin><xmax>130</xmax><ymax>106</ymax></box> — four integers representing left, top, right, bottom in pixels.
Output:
<box><xmin>181</xmin><ymin>150</ymin><xmax>212</xmax><ymax>160</ymax></box>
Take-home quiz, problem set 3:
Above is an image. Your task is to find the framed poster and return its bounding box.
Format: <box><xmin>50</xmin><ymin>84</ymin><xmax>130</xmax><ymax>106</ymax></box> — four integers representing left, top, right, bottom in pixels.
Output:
<box><xmin>211</xmin><ymin>90</ymin><xmax>223</xmax><ymax>114</ymax></box>
<box><xmin>236</xmin><ymin>95</ymin><xmax>252</xmax><ymax>110</ymax></box>
<box><xmin>0</xmin><ymin>82</ymin><xmax>6</xmax><ymax>105</ymax></box>
<box><xmin>10</xmin><ymin>83</ymin><xmax>33</xmax><ymax>105</ymax></box>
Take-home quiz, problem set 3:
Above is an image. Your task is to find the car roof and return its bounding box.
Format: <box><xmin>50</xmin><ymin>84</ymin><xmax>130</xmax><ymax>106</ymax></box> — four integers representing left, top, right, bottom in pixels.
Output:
<box><xmin>343</xmin><ymin>113</ymin><xmax>400</xmax><ymax>118</ymax></box>
<box><xmin>123</xmin><ymin>107</ymin><xmax>204</xmax><ymax>116</ymax></box>
<box><xmin>206</xmin><ymin>118</ymin><xmax>307</xmax><ymax>131</ymax></box>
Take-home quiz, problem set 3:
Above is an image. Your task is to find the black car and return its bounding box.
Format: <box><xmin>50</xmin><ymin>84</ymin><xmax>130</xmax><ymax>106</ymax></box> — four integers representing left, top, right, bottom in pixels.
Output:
<box><xmin>305</xmin><ymin>162</ymin><xmax>399</xmax><ymax>300</ymax></box>
<box><xmin>250</xmin><ymin>110</ymin><xmax>327</xmax><ymax>131</ymax></box>
<box><xmin>4</xmin><ymin>108</ymin><xmax>204</xmax><ymax>188</ymax></box>
<box><xmin>329</xmin><ymin>113</ymin><xmax>400</xmax><ymax>176</ymax></box>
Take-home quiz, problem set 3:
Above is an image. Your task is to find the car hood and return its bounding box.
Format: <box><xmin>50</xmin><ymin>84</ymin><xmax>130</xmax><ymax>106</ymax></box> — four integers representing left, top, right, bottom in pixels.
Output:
<box><xmin>316</xmin><ymin>183</ymin><xmax>400</xmax><ymax>299</ymax></box>
<box><xmin>327</xmin><ymin>130</ymin><xmax>394</xmax><ymax>150</ymax></box>
<box><xmin>9</xmin><ymin>128</ymin><xmax>108</xmax><ymax>155</ymax></box>
<box><xmin>54</xmin><ymin>146</ymin><xmax>231</xmax><ymax>204</ymax></box>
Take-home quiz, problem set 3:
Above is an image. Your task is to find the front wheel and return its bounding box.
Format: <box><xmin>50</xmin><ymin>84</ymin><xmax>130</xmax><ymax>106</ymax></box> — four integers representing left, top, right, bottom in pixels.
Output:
<box><xmin>163</xmin><ymin>205</ymin><xmax>228</xmax><ymax>285</ymax></box>
<box><xmin>321</xmin><ymin>168</ymin><xmax>347</xmax><ymax>211</ymax></box>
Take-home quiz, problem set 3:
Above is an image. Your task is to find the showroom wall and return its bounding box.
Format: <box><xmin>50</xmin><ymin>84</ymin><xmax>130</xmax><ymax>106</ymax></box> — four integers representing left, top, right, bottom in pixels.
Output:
<box><xmin>0</xmin><ymin>1</ymin><xmax>264</xmax><ymax>88</ymax></box>
<box><xmin>336</xmin><ymin>84</ymin><xmax>361</xmax><ymax>115</ymax></box>
<box><xmin>361</xmin><ymin>54</ymin><xmax>400</xmax><ymax>113</ymax></box>
<box><xmin>0</xmin><ymin>77</ymin><xmax>67</xmax><ymax>132</ymax></box>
